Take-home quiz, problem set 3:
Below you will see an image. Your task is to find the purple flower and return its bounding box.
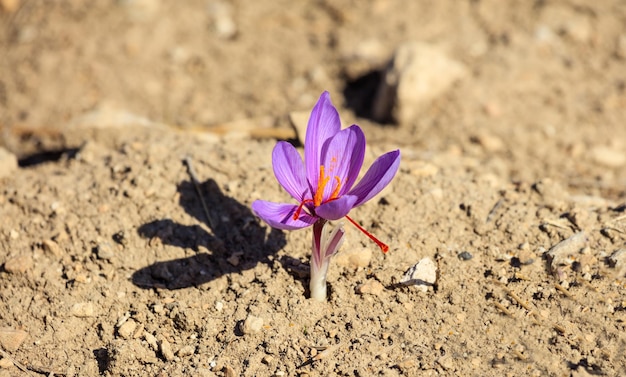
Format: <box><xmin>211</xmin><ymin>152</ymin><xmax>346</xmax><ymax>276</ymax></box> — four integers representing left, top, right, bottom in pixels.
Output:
<box><xmin>252</xmin><ymin>91</ymin><xmax>400</xmax><ymax>252</ymax></box>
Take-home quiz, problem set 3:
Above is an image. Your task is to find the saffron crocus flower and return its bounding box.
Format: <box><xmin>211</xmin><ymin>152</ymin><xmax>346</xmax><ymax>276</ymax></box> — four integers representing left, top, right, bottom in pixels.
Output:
<box><xmin>252</xmin><ymin>91</ymin><xmax>400</xmax><ymax>301</ymax></box>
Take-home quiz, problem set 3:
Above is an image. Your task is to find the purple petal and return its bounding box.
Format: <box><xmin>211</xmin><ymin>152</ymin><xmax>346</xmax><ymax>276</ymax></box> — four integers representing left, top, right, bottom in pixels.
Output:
<box><xmin>348</xmin><ymin>150</ymin><xmax>401</xmax><ymax>207</ymax></box>
<box><xmin>272</xmin><ymin>141</ymin><xmax>309</xmax><ymax>201</ymax></box>
<box><xmin>315</xmin><ymin>195</ymin><xmax>358</xmax><ymax>221</ymax></box>
<box><xmin>319</xmin><ymin>125</ymin><xmax>365</xmax><ymax>200</ymax></box>
<box><xmin>252</xmin><ymin>200</ymin><xmax>317</xmax><ymax>230</ymax></box>
<box><xmin>304</xmin><ymin>91</ymin><xmax>341</xmax><ymax>191</ymax></box>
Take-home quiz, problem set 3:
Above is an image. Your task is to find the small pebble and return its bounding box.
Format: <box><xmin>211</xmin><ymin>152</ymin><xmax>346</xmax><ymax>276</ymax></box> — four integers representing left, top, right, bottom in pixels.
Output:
<box><xmin>176</xmin><ymin>345</ymin><xmax>195</xmax><ymax>357</ymax></box>
<box><xmin>3</xmin><ymin>255</ymin><xmax>33</xmax><ymax>274</ymax></box>
<box><xmin>457</xmin><ymin>251</ymin><xmax>473</xmax><ymax>261</ymax></box>
<box><xmin>143</xmin><ymin>331</ymin><xmax>158</xmax><ymax>351</ymax></box>
<box><xmin>117</xmin><ymin>318</ymin><xmax>137</xmax><ymax>340</ymax></box>
<box><xmin>96</xmin><ymin>242</ymin><xmax>115</xmax><ymax>260</ymax></box>
<box><xmin>0</xmin><ymin>327</ymin><xmax>28</xmax><ymax>352</ymax></box>
<box><xmin>71</xmin><ymin>302</ymin><xmax>96</xmax><ymax>318</ymax></box>
<box><xmin>158</xmin><ymin>337</ymin><xmax>175</xmax><ymax>361</ymax></box>
<box><xmin>215</xmin><ymin>301</ymin><xmax>224</xmax><ymax>312</ymax></box>
<box><xmin>42</xmin><ymin>239</ymin><xmax>63</xmax><ymax>257</ymax></box>
<box><xmin>226</xmin><ymin>253</ymin><xmax>241</xmax><ymax>267</ymax></box>
<box><xmin>356</xmin><ymin>279</ymin><xmax>385</xmax><ymax>295</ymax></box>
<box><xmin>241</xmin><ymin>315</ymin><xmax>264</xmax><ymax>334</ymax></box>
<box><xmin>74</xmin><ymin>273</ymin><xmax>90</xmax><ymax>284</ymax></box>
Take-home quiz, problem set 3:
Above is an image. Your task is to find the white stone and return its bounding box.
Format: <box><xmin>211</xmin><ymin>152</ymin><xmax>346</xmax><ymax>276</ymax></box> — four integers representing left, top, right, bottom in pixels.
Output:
<box><xmin>400</xmin><ymin>257</ymin><xmax>437</xmax><ymax>292</ymax></box>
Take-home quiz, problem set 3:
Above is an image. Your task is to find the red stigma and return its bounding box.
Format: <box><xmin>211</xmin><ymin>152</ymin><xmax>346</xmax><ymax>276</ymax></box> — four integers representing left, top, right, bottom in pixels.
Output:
<box><xmin>345</xmin><ymin>215</ymin><xmax>389</xmax><ymax>253</ymax></box>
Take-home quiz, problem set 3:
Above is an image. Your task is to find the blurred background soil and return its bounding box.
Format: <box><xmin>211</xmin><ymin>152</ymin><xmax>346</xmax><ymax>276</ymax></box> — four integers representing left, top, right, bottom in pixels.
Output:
<box><xmin>0</xmin><ymin>0</ymin><xmax>625</xmax><ymax>376</ymax></box>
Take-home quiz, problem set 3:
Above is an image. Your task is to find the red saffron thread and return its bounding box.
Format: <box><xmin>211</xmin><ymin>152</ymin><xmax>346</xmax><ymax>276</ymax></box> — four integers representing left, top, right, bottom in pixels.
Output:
<box><xmin>345</xmin><ymin>215</ymin><xmax>389</xmax><ymax>253</ymax></box>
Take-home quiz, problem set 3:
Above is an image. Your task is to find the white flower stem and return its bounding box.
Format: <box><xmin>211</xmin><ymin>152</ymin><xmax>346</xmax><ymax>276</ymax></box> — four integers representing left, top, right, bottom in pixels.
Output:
<box><xmin>309</xmin><ymin>220</ymin><xmax>345</xmax><ymax>302</ymax></box>
<box><xmin>309</xmin><ymin>263</ymin><xmax>328</xmax><ymax>302</ymax></box>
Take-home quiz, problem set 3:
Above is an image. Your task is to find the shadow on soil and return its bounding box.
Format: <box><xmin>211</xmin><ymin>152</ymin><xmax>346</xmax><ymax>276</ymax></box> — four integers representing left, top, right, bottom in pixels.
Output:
<box><xmin>132</xmin><ymin>178</ymin><xmax>286</xmax><ymax>289</ymax></box>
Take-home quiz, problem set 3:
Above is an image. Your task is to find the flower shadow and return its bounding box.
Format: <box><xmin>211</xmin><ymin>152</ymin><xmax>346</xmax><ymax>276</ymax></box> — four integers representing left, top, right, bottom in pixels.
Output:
<box><xmin>132</xmin><ymin>178</ymin><xmax>286</xmax><ymax>290</ymax></box>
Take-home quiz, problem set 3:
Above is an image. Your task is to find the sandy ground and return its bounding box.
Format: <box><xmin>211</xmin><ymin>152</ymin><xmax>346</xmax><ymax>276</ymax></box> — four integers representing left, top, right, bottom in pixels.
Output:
<box><xmin>1</xmin><ymin>1</ymin><xmax>626</xmax><ymax>376</ymax></box>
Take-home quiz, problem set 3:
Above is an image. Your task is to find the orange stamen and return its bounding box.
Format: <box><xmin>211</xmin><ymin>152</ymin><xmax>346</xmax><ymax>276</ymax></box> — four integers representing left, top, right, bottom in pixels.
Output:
<box><xmin>345</xmin><ymin>215</ymin><xmax>389</xmax><ymax>253</ymax></box>
<box><xmin>329</xmin><ymin>176</ymin><xmax>341</xmax><ymax>200</ymax></box>
<box><xmin>314</xmin><ymin>165</ymin><xmax>330</xmax><ymax>207</ymax></box>
<box><xmin>294</xmin><ymin>164</ymin><xmax>343</xmax><ymax>220</ymax></box>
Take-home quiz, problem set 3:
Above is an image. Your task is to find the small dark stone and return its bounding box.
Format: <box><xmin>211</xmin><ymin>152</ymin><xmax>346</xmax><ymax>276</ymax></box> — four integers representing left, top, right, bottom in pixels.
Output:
<box><xmin>458</xmin><ymin>251</ymin><xmax>473</xmax><ymax>261</ymax></box>
<box><xmin>112</xmin><ymin>231</ymin><xmax>128</xmax><ymax>246</ymax></box>
<box><xmin>510</xmin><ymin>257</ymin><xmax>521</xmax><ymax>268</ymax></box>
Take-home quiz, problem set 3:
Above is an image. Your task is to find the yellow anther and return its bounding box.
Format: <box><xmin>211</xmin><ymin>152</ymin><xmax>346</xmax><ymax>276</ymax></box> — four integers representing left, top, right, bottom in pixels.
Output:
<box><xmin>314</xmin><ymin>166</ymin><xmax>330</xmax><ymax>206</ymax></box>
<box><xmin>313</xmin><ymin>165</ymin><xmax>342</xmax><ymax>207</ymax></box>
